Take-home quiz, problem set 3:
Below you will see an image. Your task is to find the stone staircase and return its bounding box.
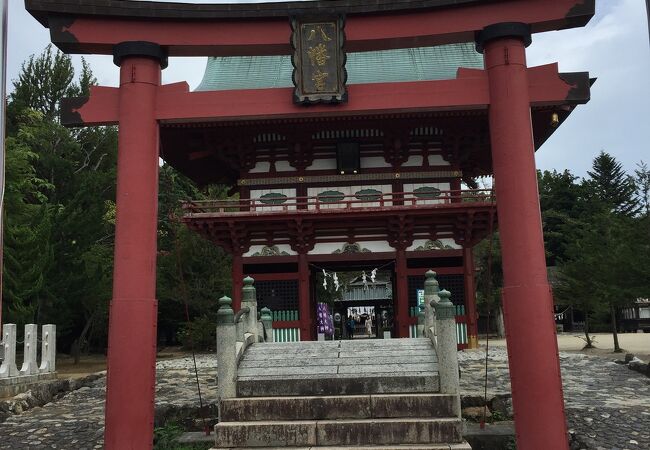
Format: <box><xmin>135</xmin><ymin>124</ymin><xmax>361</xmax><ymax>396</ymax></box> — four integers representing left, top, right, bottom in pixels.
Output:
<box><xmin>211</xmin><ymin>339</ymin><xmax>469</xmax><ymax>449</ymax></box>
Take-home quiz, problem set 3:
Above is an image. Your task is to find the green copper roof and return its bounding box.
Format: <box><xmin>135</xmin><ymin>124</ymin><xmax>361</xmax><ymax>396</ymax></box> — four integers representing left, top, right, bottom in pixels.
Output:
<box><xmin>196</xmin><ymin>43</ymin><xmax>482</xmax><ymax>91</ymax></box>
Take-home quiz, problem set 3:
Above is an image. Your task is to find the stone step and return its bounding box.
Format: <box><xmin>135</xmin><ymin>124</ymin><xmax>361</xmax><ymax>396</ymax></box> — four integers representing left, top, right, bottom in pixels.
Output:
<box><xmin>214</xmin><ymin>418</ymin><xmax>463</xmax><ymax>448</ymax></box>
<box><xmin>209</xmin><ymin>444</ymin><xmax>472</xmax><ymax>450</ymax></box>
<box><xmin>238</xmin><ymin>362</ymin><xmax>438</xmax><ymax>378</ymax></box>
<box><xmin>221</xmin><ymin>393</ymin><xmax>458</xmax><ymax>422</ymax></box>
<box><xmin>237</xmin><ymin>373</ymin><xmax>439</xmax><ymax>397</ymax></box>
<box><xmin>239</xmin><ymin>355</ymin><xmax>437</xmax><ymax>368</ymax></box>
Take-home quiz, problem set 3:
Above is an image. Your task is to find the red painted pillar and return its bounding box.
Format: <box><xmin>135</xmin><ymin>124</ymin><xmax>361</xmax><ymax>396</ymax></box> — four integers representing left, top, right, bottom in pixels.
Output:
<box><xmin>395</xmin><ymin>249</ymin><xmax>409</xmax><ymax>338</ymax></box>
<box><xmin>104</xmin><ymin>42</ymin><xmax>166</xmax><ymax>450</ymax></box>
<box><xmin>478</xmin><ymin>24</ymin><xmax>568</xmax><ymax>450</ymax></box>
<box><xmin>463</xmin><ymin>246</ymin><xmax>479</xmax><ymax>348</ymax></box>
<box><xmin>232</xmin><ymin>253</ymin><xmax>243</xmax><ymax>312</ymax></box>
<box><xmin>298</xmin><ymin>252</ymin><xmax>312</xmax><ymax>340</ymax></box>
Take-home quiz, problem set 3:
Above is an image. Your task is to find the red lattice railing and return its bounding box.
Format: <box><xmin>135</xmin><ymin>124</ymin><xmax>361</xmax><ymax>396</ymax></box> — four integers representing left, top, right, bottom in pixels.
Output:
<box><xmin>183</xmin><ymin>189</ymin><xmax>494</xmax><ymax>215</ymax></box>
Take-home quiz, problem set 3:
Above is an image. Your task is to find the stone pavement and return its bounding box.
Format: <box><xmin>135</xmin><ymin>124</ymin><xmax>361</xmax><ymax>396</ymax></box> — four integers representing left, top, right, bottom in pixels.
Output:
<box><xmin>0</xmin><ymin>357</ymin><xmax>218</xmax><ymax>449</ymax></box>
<box><xmin>0</xmin><ymin>349</ymin><xmax>648</xmax><ymax>449</ymax></box>
<box><xmin>458</xmin><ymin>349</ymin><xmax>650</xmax><ymax>450</ymax></box>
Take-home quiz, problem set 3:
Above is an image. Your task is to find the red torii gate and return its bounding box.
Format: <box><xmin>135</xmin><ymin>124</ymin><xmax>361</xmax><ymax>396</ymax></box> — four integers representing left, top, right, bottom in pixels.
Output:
<box><xmin>25</xmin><ymin>1</ymin><xmax>594</xmax><ymax>449</ymax></box>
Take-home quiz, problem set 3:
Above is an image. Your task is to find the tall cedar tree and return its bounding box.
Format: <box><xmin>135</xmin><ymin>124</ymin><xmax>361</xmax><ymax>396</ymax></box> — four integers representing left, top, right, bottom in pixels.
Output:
<box><xmin>586</xmin><ymin>151</ymin><xmax>640</xmax><ymax>216</ymax></box>
<box><xmin>156</xmin><ymin>165</ymin><xmax>232</xmax><ymax>349</ymax></box>
<box><xmin>557</xmin><ymin>152</ymin><xmax>647</xmax><ymax>351</ymax></box>
<box><xmin>4</xmin><ymin>47</ymin><xmax>116</xmax><ymax>357</ymax></box>
<box><xmin>5</xmin><ymin>46</ymin><xmax>235</xmax><ymax>354</ymax></box>
<box><xmin>635</xmin><ymin>161</ymin><xmax>650</xmax><ymax>217</ymax></box>
<box><xmin>538</xmin><ymin>170</ymin><xmax>586</xmax><ymax>265</ymax></box>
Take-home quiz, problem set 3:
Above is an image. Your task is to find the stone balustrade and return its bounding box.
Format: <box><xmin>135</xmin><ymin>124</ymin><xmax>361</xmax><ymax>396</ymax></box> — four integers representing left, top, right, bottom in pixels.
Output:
<box><xmin>424</xmin><ymin>269</ymin><xmax>439</xmax><ymax>339</ymax></box>
<box><xmin>423</xmin><ymin>270</ymin><xmax>461</xmax><ymax>416</ymax></box>
<box><xmin>0</xmin><ymin>323</ymin><xmax>57</xmax><ymax>397</ymax></box>
<box><xmin>216</xmin><ymin>277</ymin><xmax>273</xmax><ymax>407</ymax></box>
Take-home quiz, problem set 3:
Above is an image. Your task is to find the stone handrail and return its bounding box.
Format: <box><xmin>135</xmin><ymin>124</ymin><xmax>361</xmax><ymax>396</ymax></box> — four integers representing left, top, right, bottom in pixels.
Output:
<box><xmin>216</xmin><ymin>276</ymin><xmax>274</xmax><ymax>405</ymax></box>
<box><xmin>424</xmin><ymin>270</ymin><xmax>439</xmax><ymax>339</ymax></box>
<box><xmin>421</xmin><ymin>270</ymin><xmax>461</xmax><ymax>417</ymax></box>
<box><xmin>0</xmin><ymin>324</ymin><xmax>57</xmax><ymax>390</ymax></box>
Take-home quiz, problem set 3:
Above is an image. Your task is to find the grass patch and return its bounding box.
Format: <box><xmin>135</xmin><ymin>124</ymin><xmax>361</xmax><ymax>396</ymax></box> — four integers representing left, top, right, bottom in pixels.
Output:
<box><xmin>154</xmin><ymin>423</ymin><xmax>212</xmax><ymax>450</ymax></box>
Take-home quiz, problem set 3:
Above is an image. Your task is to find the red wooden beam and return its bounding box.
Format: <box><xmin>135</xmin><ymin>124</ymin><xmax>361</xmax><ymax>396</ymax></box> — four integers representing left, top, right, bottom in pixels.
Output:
<box><xmin>63</xmin><ymin>65</ymin><xmax>588</xmax><ymax>127</ymax></box>
<box><xmin>245</xmin><ymin>272</ymin><xmax>299</xmax><ymax>282</ymax></box>
<box><xmin>405</xmin><ymin>267</ymin><xmax>463</xmax><ymax>276</ymax></box>
<box><xmin>27</xmin><ymin>0</ymin><xmax>594</xmax><ymax>56</ymax></box>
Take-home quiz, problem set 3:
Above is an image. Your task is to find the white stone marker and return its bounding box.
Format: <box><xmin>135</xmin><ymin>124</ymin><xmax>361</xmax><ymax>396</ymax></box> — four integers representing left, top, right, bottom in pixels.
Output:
<box><xmin>39</xmin><ymin>324</ymin><xmax>56</xmax><ymax>373</ymax></box>
<box><xmin>20</xmin><ymin>324</ymin><xmax>39</xmax><ymax>375</ymax></box>
<box><xmin>0</xmin><ymin>323</ymin><xmax>19</xmax><ymax>378</ymax></box>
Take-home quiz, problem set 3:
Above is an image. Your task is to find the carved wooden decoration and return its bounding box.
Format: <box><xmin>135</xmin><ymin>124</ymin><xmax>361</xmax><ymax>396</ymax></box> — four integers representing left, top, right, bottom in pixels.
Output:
<box><xmin>291</xmin><ymin>16</ymin><xmax>347</xmax><ymax>104</ymax></box>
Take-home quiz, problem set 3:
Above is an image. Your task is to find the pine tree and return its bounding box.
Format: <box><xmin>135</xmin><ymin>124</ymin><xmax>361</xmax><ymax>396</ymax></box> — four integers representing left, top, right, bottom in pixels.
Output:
<box><xmin>10</xmin><ymin>45</ymin><xmax>82</xmax><ymax>121</ymax></box>
<box><xmin>4</xmin><ymin>46</ymin><xmax>116</xmax><ymax>355</ymax></box>
<box><xmin>585</xmin><ymin>151</ymin><xmax>640</xmax><ymax>216</ymax></box>
<box><xmin>635</xmin><ymin>161</ymin><xmax>650</xmax><ymax>217</ymax></box>
<box><xmin>538</xmin><ymin>169</ymin><xmax>586</xmax><ymax>265</ymax></box>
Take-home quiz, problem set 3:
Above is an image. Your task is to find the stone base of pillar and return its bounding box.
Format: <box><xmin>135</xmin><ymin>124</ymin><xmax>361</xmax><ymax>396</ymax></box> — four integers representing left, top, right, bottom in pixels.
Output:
<box><xmin>468</xmin><ymin>335</ymin><xmax>479</xmax><ymax>349</ymax></box>
<box><xmin>0</xmin><ymin>372</ymin><xmax>58</xmax><ymax>398</ymax></box>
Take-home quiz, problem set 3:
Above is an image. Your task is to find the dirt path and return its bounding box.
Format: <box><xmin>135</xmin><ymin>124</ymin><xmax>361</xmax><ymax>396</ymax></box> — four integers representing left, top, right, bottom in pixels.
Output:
<box><xmin>482</xmin><ymin>332</ymin><xmax>650</xmax><ymax>361</ymax></box>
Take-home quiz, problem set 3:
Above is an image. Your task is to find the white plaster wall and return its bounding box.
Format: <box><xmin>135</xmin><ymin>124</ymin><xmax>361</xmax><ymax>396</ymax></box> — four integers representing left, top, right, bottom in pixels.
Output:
<box><xmin>249</xmin><ymin>161</ymin><xmax>271</xmax><ymax>173</ymax></box>
<box><xmin>311</xmin><ymin>243</ymin><xmax>347</xmax><ymax>254</ymax></box>
<box><xmin>360</xmin><ymin>156</ymin><xmax>391</xmax><ymax>168</ymax></box>
<box><xmin>310</xmin><ymin>240</ymin><xmax>395</xmax><ymax>255</ymax></box>
<box><xmin>401</xmin><ymin>154</ymin><xmax>451</xmax><ymax>167</ymax></box>
<box><xmin>407</xmin><ymin>238</ymin><xmax>460</xmax><ymax>251</ymax></box>
<box><xmin>307</xmin><ymin>185</ymin><xmax>392</xmax><ymax>209</ymax></box>
<box><xmin>244</xmin><ymin>244</ymin><xmax>297</xmax><ymax>257</ymax></box>
<box><xmin>402</xmin><ymin>155</ymin><xmax>424</xmax><ymax>167</ymax></box>
<box><xmin>250</xmin><ymin>188</ymin><xmax>297</xmax><ymax>211</ymax></box>
<box><xmin>248</xmin><ymin>160</ymin><xmax>297</xmax><ymax>173</ymax></box>
<box><xmin>428</xmin><ymin>154</ymin><xmax>450</xmax><ymax>166</ymax></box>
<box><xmin>306</xmin><ymin>158</ymin><xmax>337</xmax><ymax>171</ymax></box>
<box><xmin>275</xmin><ymin>160</ymin><xmax>297</xmax><ymax>172</ymax></box>
<box><xmin>357</xmin><ymin>241</ymin><xmax>394</xmax><ymax>252</ymax></box>
<box><xmin>403</xmin><ymin>182</ymin><xmax>450</xmax><ymax>206</ymax></box>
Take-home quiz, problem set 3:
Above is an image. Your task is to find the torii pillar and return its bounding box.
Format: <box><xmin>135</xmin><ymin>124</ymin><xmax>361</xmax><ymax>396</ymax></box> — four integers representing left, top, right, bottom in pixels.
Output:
<box><xmin>477</xmin><ymin>24</ymin><xmax>568</xmax><ymax>450</ymax></box>
<box><xmin>104</xmin><ymin>42</ymin><xmax>167</xmax><ymax>450</ymax></box>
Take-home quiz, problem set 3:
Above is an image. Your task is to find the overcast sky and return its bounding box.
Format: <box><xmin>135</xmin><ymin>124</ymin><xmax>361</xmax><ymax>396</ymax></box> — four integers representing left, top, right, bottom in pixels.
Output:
<box><xmin>7</xmin><ymin>0</ymin><xmax>650</xmax><ymax>177</ymax></box>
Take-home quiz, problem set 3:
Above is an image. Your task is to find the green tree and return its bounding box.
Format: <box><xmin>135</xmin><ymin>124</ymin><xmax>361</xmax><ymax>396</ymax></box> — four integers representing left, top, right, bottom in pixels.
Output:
<box><xmin>473</xmin><ymin>232</ymin><xmax>503</xmax><ymax>336</ymax></box>
<box><xmin>585</xmin><ymin>151</ymin><xmax>640</xmax><ymax>217</ymax></box>
<box><xmin>635</xmin><ymin>161</ymin><xmax>650</xmax><ymax>217</ymax></box>
<box><xmin>556</xmin><ymin>152</ymin><xmax>648</xmax><ymax>350</ymax></box>
<box><xmin>9</xmin><ymin>45</ymin><xmax>93</xmax><ymax>121</ymax></box>
<box><xmin>556</xmin><ymin>211</ymin><xmax>643</xmax><ymax>351</ymax></box>
<box><xmin>156</xmin><ymin>164</ymin><xmax>232</xmax><ymax>349</ymax></box>
<box><xmin>538</xmin><ymin>169</ymin><xmax>586</xmax><ymax>265</ymax></box>
<box><xmin>4</xmin><ymin>46</ymin><xmax>116</xmax><ymax>356</ymax></box>
<box><xmin>3</xmin><ymin>110</ymin><xmax>55</xmax><ymax>326</ymax></box>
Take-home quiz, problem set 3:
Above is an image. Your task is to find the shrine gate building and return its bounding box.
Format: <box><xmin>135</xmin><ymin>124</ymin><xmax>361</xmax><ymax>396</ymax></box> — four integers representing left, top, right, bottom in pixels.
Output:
<box><xmin>180</xmin><ymin>43</ymin><xmax>494</xmax><ymax>345</ymax></box>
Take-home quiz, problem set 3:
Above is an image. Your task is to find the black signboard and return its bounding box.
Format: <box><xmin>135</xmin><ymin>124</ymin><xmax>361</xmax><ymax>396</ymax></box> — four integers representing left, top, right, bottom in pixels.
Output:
<box><xmin>291</xmin><ymin>16</ymin><xmax>347</xmax><ymax>104</ymax></box>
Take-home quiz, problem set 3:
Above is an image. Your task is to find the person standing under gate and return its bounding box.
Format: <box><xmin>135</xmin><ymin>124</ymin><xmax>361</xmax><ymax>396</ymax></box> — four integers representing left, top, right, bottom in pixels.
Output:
<box><xmin>347</xmin><ymin>316</ymin><xmax>355</xmax><ymax>339</ymax></box>
<box><xmin>365</xmin><ymin>316</ymin><xmax>372</xmax><ymax>337</ymax></box>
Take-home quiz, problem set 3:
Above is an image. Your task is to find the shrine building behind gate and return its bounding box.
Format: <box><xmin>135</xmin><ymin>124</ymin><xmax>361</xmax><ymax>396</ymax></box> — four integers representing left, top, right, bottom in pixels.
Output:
<box><xmin>180</xmin><ymin>43</ymin><xmax>501</xmax><ymax>345</ymax></box>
